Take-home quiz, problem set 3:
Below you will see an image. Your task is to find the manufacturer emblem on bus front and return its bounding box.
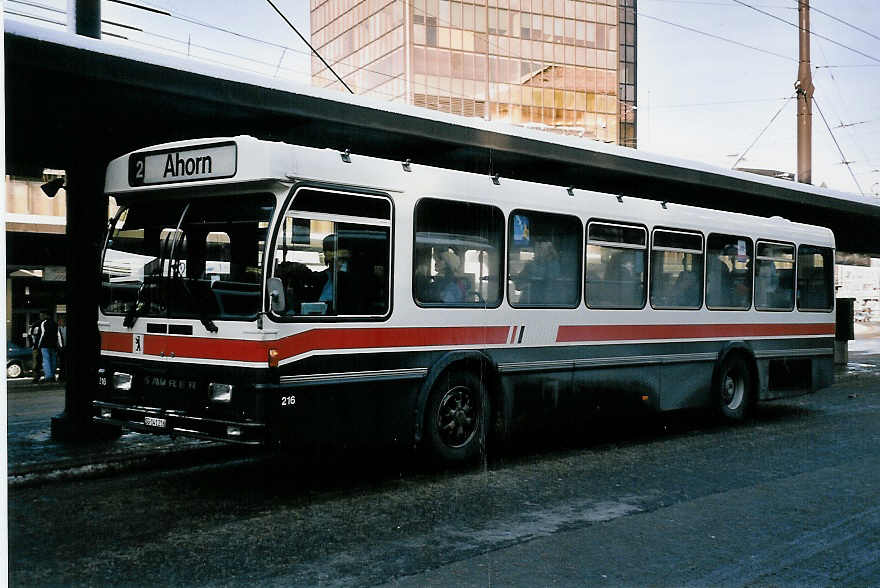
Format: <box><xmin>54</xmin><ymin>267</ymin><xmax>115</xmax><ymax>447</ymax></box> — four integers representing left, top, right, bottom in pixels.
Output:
<box><xmin>143</xmin><ymin>376</ymin><xmax>198</xmax><ymax>391</ymax></box>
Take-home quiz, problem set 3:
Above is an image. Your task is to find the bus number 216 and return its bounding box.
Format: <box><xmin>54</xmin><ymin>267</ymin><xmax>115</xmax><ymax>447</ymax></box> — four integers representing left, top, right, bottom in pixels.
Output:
<box><xmin>281</xmin><ymin>395</ymin><xmax>296</xmax><ymax>407</ymax></box>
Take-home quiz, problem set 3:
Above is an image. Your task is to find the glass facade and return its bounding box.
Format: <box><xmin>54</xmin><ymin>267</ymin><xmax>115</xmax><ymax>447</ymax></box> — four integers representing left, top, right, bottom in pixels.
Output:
<box><xmin>311</xmin><ymin>0</ymin><xmax>636</xmax><ymax>146</ymax></box>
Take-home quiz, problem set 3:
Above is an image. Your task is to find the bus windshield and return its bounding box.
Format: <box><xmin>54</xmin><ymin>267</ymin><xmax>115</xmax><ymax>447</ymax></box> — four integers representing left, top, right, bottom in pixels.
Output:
<box><xmin>101</xmin><ymin>194</ymin><xmax>276</xmax><ymax>323</ymax></box>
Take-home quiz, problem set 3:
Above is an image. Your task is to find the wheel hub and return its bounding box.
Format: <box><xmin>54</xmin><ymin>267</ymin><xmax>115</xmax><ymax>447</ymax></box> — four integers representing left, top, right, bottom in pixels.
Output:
<box><xmin>436</xmin><ymin>385</ymin><xmax>477</xmax><ymax>448</ymax></box>
<box><xmin>722</xmin><ymin>372</ymin><xmax>744</xmax><ymax>410</ymax></box>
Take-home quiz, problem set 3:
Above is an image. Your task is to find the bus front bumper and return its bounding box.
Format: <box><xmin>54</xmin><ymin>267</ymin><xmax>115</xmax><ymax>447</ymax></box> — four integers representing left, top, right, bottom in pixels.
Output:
<box><xmin>92</xmin><ymin>400</ymin><xmax>267</xmax><ymax>445</ymax></box>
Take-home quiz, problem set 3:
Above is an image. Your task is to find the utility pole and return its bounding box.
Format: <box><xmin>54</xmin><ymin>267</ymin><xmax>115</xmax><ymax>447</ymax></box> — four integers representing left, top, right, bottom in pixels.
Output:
<box><xmin>796</xmin><ymin>0</ymin><xmax>813</xmax><ymax>184</ymax></box>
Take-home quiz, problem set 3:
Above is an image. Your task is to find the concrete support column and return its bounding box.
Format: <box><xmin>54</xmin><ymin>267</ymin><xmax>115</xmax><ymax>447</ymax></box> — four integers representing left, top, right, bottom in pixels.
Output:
<box><xmin>51</xmin><ymin>154</ymin><xmax>120</xmax><ymax>441</ymax></box>
<box><xmin>834</xmin><ymin>340</ymin><xmax>848</xmax><ymax>366</ymax></box>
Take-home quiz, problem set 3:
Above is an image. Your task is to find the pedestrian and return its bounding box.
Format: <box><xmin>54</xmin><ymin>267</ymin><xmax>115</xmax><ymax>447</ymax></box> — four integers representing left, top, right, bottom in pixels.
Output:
<box><xmin>29</xmin><ymin>318</ymin><xmax>43</xmax><ymax>383</ymax></box>
<box><xmin>57</xmin><ymin>316</ymin><xmax>68</xmax><ymax>382</ymax></box>
<box><xmin>37</xmin><ymin>312</ymin><xmax>64</xmax><ymax>383</ymax></box>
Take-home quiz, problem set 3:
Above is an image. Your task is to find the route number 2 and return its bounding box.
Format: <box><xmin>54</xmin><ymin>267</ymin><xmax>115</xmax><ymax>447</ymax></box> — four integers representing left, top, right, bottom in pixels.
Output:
<box><xmin>281</xmin><ymin>395</ymin><xmax>296</xmax><ymax>407</ymax></box>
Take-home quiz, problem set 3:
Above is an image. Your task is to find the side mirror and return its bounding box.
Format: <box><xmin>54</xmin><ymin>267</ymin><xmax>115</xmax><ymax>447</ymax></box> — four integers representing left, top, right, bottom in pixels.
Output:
<box><xmin>267</xmin><ymin>277</ymin><xmax>286</xmax><ymax>314</ymax></box>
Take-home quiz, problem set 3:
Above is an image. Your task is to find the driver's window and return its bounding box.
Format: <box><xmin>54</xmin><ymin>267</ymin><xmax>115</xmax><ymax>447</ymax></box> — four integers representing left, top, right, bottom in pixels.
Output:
<box><xmin>271</xmin><ymin>189</ymin><xmax>391</xmax><ymax>318</ymax></box>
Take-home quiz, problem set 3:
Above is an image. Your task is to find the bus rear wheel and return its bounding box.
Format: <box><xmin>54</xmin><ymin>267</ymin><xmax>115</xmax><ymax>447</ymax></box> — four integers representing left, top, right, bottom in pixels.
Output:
<box><xmin>716</xmin><ymin>355</ymin><xmax>754</xmax><ymax>422</ymax></box>
<box><xmin>425</xmin><ymin>370</ymin><xmax>488</xmax><ymax>465</ymax></box>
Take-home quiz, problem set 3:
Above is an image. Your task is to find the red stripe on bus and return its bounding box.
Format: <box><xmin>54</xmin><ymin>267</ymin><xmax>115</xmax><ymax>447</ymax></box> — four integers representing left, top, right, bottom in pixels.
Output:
<box><xmin>556</xmin><ymin>323</ymin><xmax>835</xmax><ymax>343</ymax></box>
<box><xmin>100</xmin><ymin>331</ymin><xmax>132</xmax><ymax>352</ymax></box>
<box><xmin>273</xmin><ymin>326</ymin><xmax>512</xmax><ymax>360</ymax></box>
<box><xmin>108</xmin><ymin>326</ymin><xmax>513</xmax><ymax>363</ymax></box>
<box><xmin>161</xmin><ymin>336</ymin><xmax>269</xmax><ymax>362</ymax></box>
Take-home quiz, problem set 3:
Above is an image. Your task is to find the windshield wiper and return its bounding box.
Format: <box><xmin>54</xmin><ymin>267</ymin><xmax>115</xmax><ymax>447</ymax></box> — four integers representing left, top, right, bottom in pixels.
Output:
<box><xmin>173</xmin><ymin>271</ymin><xmax>219</xmax><ymax>333</ymax></box>
<box><xmin>166</xmin><ymin>205</ymin><xmax>218</xmax><ymax>333</ymax></box>
<box><xmin>123</xmin><ymin>233</ymin><xmax>169</xmax><ymax>329</ymax></box>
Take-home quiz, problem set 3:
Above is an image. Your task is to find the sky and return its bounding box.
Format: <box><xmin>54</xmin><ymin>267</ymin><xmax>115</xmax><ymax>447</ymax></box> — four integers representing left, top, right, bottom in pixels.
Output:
<box><xmin>5</xmin><ymin>0</ymin><xmax>879</xmax><ymax>196</ymax></box>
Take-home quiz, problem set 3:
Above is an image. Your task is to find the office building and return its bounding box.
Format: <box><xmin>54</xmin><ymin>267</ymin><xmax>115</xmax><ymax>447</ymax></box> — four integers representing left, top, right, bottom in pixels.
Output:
<box><xmin>310</xmin><ymin>0</ymin><xmax>636</xmax><ymax>146</ymax></box>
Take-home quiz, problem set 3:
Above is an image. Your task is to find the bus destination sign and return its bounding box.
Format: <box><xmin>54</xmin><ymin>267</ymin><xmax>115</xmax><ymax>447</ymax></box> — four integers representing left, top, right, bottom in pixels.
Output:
<box><xmin>129</xmin><ymin>142</ymin><xmax>237</xmax><ymax>187</ymax></box>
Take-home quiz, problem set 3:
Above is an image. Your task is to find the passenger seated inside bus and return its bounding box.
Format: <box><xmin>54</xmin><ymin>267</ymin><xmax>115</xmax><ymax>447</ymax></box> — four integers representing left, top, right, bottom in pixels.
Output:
<box><xmin>277</xmin><ymin>229</ymin><xmax>397</xmax><ymax>316</ymax></box>
<box><xmin>513</xmin><ymin>241</ymin><xmax>565</xmax><ymax>305</ymax></box>
<box><xmin>433</xmin><ymin>249</ymin><xmax>466</xmax><ymax>303</ymax></box>
<box><xmin>676</xmin><ymin>265</ymin><xmax>700</xmax><ymax>300</ymax></box>
<box><xmin>274</xmin><ymin>234</ymin><xmax>349</xmax><ymax>315</ymax></box>
<box><xmin>707</xmin><ymin>248</ymin><xmax>733</xmax><ymax>306</ymax></box>
<box><xmin>414</xmin><ymin>247</ymin><xmax>468</xmax><ymax>304</ymax></box>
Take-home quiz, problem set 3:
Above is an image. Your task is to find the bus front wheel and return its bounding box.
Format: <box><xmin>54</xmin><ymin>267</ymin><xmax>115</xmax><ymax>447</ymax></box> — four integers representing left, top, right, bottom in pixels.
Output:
<box><xmin>716</xmin><ymin>355</ymin><xmax>754</xmax><ymax>422</ymax></box>
<box><xmin>425</xmin><ymin>370</ymin><xmax>488</xmax><ymax>465</ymax></box>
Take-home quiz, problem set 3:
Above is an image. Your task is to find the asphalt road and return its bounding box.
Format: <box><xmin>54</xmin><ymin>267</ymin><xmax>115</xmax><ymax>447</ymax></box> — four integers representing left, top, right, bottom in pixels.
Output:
<box><xmin>8</xmin><ymin>352</ymin><xmax>880</xmax><ymax>587</ymax></box>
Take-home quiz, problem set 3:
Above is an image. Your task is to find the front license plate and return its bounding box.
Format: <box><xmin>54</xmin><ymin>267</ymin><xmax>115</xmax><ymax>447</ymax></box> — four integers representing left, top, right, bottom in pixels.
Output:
<box><xmin>144</xmin><ymin>416</ymin><xmax>167</xmax><ymax>428</ymax></box>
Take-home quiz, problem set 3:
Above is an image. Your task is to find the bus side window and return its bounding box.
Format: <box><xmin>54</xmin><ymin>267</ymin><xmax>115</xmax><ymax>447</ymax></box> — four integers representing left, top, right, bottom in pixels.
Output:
<box><xmin>585</xmin><ymin>221</ymin><xmax>647</xmax><ymax>309</ymax></box>
<box><xmin>650</xmin><ymin>229</ymin><xmax>703</xmax><ymax>309</ymax></box>
<box><xmin>508</xmin><ymin>210</ymin><xmax>582</xmax><ymax>308</ymax></box>
<box><xmin>413</xmin><ymin>198</ymin><xmax>504</xmax><ymax>307</ymax></box>
<box><xmin>706</xmin><ymin>234</ymin><xmax>752</xmax><ymax>310</ymax></box>
<box><xmin>797</xmin><ymin>245</ymin><xmax>833</xmax><ymax>311</ymax></box>
<box><xmin>755</xmin><ymin>241</ymin><xmax>794</xmax><ymax>311</ymax></box>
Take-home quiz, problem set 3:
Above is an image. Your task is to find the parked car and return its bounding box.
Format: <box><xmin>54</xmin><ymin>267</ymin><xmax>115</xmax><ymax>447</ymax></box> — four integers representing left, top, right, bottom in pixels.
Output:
<box><xmin>7</xmin><ymin>342</ymin><xmax>33</xmax><ymax>379</ymax></box>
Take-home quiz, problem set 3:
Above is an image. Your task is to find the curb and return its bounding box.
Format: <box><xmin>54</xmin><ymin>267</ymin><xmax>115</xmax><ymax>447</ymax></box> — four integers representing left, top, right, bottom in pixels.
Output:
<box><xmin>8</xmin><ymin>443</ymin><xmax>262</xmax><ymax>488</ymax></box>
<box><xmin>6</xmin><ymin>380</ymin><xmax>65</xmax><ymax>392</ymax></box>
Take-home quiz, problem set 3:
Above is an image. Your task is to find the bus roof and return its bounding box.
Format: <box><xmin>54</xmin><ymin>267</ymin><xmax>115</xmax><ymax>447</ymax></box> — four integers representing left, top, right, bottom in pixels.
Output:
<box><xmin>106</xmin><ymin>136</ymin><xmax>834</xmax><ymax>248</ymax></box>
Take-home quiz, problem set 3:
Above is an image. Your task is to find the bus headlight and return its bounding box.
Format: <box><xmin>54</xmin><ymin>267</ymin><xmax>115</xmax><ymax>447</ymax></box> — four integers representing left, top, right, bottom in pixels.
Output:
<box><xmin>113</xmin><ymin>372</ymin><xmax>133</xmax><ymax>391</ymax></box>
<box><xmin>210</xmin><ymin>383</ymin><xmax>233</xmax><ymax>403</ymax></box>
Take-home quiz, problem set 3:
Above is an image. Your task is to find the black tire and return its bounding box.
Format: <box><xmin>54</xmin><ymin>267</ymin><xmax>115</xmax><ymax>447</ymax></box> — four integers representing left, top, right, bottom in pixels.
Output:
<box><xmin>716</xmin><ymin>354</ymin><xmax>754</xmax><ymax>422</ymax></box>
<box><xmin>7</xmin><ymin>361</ymin><xmax>23</xmax><ymax>379</ymax></box>
<box><xmin>425</xmin><ymin>370</ymin><xmax>488</xmax><ymax>465</ymax></box>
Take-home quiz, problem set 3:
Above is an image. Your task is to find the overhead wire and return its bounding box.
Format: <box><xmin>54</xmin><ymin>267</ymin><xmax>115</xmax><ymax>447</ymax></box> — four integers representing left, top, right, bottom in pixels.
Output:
<box><xmin>813</xmin><ymin>97</ymin><xmax>864</xmax><ymax>196</ymax></box>
<box><xmin>8</xmin><ymin>0</ymin><xmax>63</xmax><ymax>15</ymax></box>
<box><xmin>805</xmin><ymin>2</ymin><xmax>880</xmax><ymax>44</ymax></box>
<box><xmin>730</xmin><ymin>94</ymin><xmax>795</xmax><ymax>169</ymax></box>
<box><xmin>636</xmin><ymin>10</ymin><xmax>796</xmax><ymax>61</ymax></box>
<box><xmin>98</xmin><ymin>11</ymin><xmax>459</xmax><ymax>105</ymax></box>
<box><xmin>651</xmin><ymin>96</ymin><xmax>792</xmax><ymax>109</ymax></box>
<box><xmin>264</xmin><ymin>0</ymin><xmax>353</xmax><ymax>94</ymax></box>
<box><xmin>640</xmin><ymin>0</ymin><xmax>793</xmax><ymax>5</ymax></box>
<box><xmin>813</xmin><ymin>38</ymin><xmax>875</xmax><ymax>183</ymax></box>
<box><xmin>731</xmin><ymin>0</ymin><xmax>880</xmax><ymax>64</ymax></box>
<box><xmin>105</xmin><ymin>0</ymin><xmax>458</xmax><ymax>104</ymax></box>
<box><xmin>4</xmin><ymin>8</ymin><xmax>65</xmax><ymax>26</ymax></box>
<box><xmin>815</xmin><ymin>64</ymin><xmax>880</xmax><ymax>69</ymax></box>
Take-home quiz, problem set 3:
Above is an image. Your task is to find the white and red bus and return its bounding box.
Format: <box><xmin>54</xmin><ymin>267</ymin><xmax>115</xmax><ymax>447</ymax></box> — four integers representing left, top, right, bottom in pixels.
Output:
<box><xmin>94</xmin><ymin>136</ymin><xmax>835</xmax><ymax>463</ymax></box>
